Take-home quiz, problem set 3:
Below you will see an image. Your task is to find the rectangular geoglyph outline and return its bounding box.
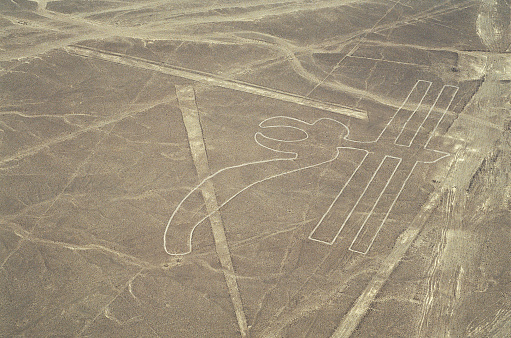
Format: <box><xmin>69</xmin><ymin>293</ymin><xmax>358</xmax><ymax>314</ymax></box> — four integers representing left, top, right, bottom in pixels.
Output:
<box><xmin>395</xmin><ymin>84</ymin><xmax>459</xmax><ymax>147</ymax></box>
<box><xmin>348</xmin><ymin>156</ymin><xmax>401</xmax><ymax>254</ymax></box>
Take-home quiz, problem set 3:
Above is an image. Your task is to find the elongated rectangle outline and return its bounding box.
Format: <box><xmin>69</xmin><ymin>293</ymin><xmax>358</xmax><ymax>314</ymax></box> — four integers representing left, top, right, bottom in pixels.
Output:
<box><xmin>395</xmin><ymin>85</ymin><xmax>459</xmax><ymax>147</ymax></box>
<box><xmin>347</xmin><ymin>156</ymin><xmax>401</xmax><ymax>252</ymax></box>
<box><xmin>348</xmin><ymin>156</ymin><xmax>402</xmax><ymax>254</ymax></box>
<box><xmin>309</xmin><ymin>155</ymin><xmax>401</xmax><ymax>245</ymax></box>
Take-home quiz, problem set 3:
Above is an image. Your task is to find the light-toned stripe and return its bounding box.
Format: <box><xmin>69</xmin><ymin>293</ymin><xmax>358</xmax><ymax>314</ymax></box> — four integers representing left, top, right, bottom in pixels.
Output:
<box><xmin>331</xmin><ymin>189</ymin><xmax>443</xmax><ymax>338</ymax></box>
<box><xmin>176</xmin><ymin>85</ymin><xmax>248</xmax><ymax>337</ymax></box>
<box><xmin>66</xmin><ymin>45</ymin><xmax>367</xmax><ymax>120</ymax></box>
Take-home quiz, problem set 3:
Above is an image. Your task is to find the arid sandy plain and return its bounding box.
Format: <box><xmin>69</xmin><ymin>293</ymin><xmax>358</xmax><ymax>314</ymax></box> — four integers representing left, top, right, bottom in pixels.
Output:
<box><xmin>1</xmin><ymin>0</ymin><xmax>511</xmax><ymax>337</ymax></box>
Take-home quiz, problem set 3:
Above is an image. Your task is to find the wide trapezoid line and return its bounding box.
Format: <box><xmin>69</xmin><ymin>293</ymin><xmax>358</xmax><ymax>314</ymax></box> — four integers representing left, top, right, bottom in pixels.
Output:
<box><xmin>173</xmin><ymin>85</ymin><xmax>248</xmax><ymax>337</ymax></box>
<box><xmin>66</xmin><ymin>45</ymin><xmax>367</xmax><ymax>120</ymax></box>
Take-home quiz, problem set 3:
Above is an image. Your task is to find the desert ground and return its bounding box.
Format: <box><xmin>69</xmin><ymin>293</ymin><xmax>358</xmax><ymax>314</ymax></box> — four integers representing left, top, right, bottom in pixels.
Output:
<box><xmin>1</xmin><ymin>0</ymin><xmax>511</xmax><ymax>337</ymax></box>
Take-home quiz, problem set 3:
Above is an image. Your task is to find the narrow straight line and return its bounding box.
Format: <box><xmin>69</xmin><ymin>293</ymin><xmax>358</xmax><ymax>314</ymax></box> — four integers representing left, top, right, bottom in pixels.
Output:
<box><xmin>424</xmin><ymin>85</ymin><xmax>459</xmax><ymax>148</ymax></box>
<box><xmin>348</xmin><ymin>156</ymin><xmax>402</xmax><ymax>254</ymax></box>
<box><xmin>308</xmin><ymin>149</ymin><xmax>370</xmax><ymax>244</ymax></box>
<box><xmin>175</xmin><ymin>85</ymin><xmax>248</xmax><ymax>337</ymax></box>
<box><xmin>306</xmin><ymin>0</ymin><xmax>403</xmax><ymax>97</ymax></box>
<box><xmin>346</xmin><ymin>55</ymin><xmax>428</xmax><ymax>67</ymax></box>
<box><xmin>392</xmin><ymin>80</ymin><xmax>432</xmax><ymax>145</ymax></box>
<box><xmin>66</xmin><ymin>45</ymin><xmax>367</xmax><ymax>120</ymax></box>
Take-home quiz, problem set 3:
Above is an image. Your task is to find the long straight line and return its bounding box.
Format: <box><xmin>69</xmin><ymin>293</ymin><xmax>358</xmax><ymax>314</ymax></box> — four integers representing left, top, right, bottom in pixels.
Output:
<box><xmin>330</xmin><ymin>154</ymin><xmax>385</xmax><ymax>244</ymax></box>
<box><xmin>331</xmin><ymin>173</ymin><xmax>443</xmax><ymax>338</ymax></box>
<box><xmin>66</xmin><ymin>45</ymin><xmax>367</xmax><ymax>120</ymax></box>
<box><xmin>175</xmin><ymin>85</ymin><xmax>248</xmax><ymax>337</ymax></box>
<box><xmin>306</xmin><ymin>0</ymin><xmax>403</xmax><ymax>97</ymax></box>
<box><xmin>348</xmin><ymin>156</ymin><xmax>402</xmax><ymax>254</ymax></box>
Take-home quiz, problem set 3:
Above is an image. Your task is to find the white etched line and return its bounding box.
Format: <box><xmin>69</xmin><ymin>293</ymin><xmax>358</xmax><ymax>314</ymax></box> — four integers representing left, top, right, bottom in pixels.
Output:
<box><xmin>339</xmin><ymin>80</ymin><xmax>432</xmax><ymax>147</ymax></box>
<box><xmin>397</xmin><ymin>85</ymin><xmax>459</xmax><ymax>147</ymax></box>
<box><xmin>259</xmin><ymin>115</ymin><xmax>351</xmax><ymax>140</ymax></box>
<box><xmin>164</xmin><ymin>159</ymin><xmax>286</xmax><ymax>255</ymax></box>
<box><xmin>307</xmin><ymin>80</ymin><xmax>434</xmax><ymax>245</ymax></box>
<box><xmin>305</xmin><ymin>0</ymin><xmax>404</xmax><ymax>98</ymax></box>
<box><xmin>255</xmin><ymin>126</ymin><xmax>308</xmax><ymax>143</ymax></box>
<box><xmin>169</xmin><ymin>149</ymin><xmax>343</xmax><ymax>254</ymax></box>
<box><xmin>406</xmin><ymin>85</ymin><xmax>451</xmax><ymax>147</ymax></box>
<box><xmin>165</xmin><ymin>80</ymin><xmax>456</xmax><ymax>258</ymax></box>
<box><xmin>346</xmin><ymin>54</ymin><xmax>428</xmax><ymax>67</ymax></box>
<box><xmin>331</xmin><ymin>189</ymin><xmax>444</xmax><ymax>338</ymax></box>
<box><xmin>371</xmin><ymin>80</ymin><xmax>432</xmax><ymax>143</ymax></box>
<box><xmin>424</xmin><ymin>85</ymin><xmax>459</xmax><ymax>148</ymax></box>
<box><xmin>349</xmin><ymin>161</ymin><xmax>418</xmax><ymax>254</ymax></box>
<box><xmin>328</xmin><ymin>155</ymin><xmax>390</xmax><ymax>244</ymax></box>
<box><xmin>348</xmin><ymin>156</ymin><xmax>401</xmax><ymax>253</ymax></box>
<box><xmin>307</xmin><ymin>149</ymin><xmax>370</xmax><ymax>244</ymax></box>
<box><xmin>394</xmin><ymin>81</ymin><xmax>432</xmax><ymax>146</ymax></box>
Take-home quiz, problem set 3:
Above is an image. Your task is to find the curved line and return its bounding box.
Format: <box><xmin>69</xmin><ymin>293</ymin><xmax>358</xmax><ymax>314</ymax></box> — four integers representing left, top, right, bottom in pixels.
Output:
<box><xmin>254</xmin><ymin>132</ymin><xmax>299</xmax><ymax>156</ymax></box>
<box><xmin>256</xmin><ymin>125</ymin><xmax>308</xmax><ymax>143</ymax></box>
<box><xmin>163</xmin><ymin>158</ymin><xmax>290</xmax><ymax>255</ymax></box>
<box><xmin>164</xmin><ymin>148</ymin><xmax>344</xmax><ymax>255</ymax></box>
<box><xmin>259</xmin><ymin>115</ymin><xmax>351</xmax><ymax>141</ymax></box>
<box><xmin>259</xmin><ymin>115</ymin><xmax>313</xmax><ymax>127</ymax></box>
